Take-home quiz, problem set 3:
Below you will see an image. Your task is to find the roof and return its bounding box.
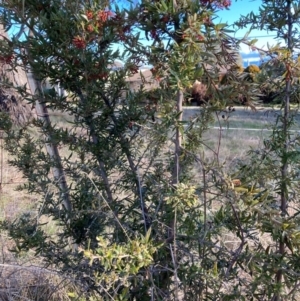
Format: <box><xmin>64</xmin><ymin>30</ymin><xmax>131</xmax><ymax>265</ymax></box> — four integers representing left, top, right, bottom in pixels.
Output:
<box><xmin>126</xmin><ymin>69</ymin><xmax>159</xmax><ymax>91</ymax></box>
<box><xmin>109</xmin><ymin>60</ymin><xmax>124</xmax><ymax>70</ymax></box>
<box><xmin>126</xmin><ymin>69</ymin><xmax>153</xmax><ymax>82</ymax></box>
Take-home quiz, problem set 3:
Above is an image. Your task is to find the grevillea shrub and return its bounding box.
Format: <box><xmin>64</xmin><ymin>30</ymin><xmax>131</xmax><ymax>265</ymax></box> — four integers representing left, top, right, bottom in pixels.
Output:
<box><xmin>2</xmin><ymin>0</ymin><xmax>300</xmax><ymax>300</ymax></box>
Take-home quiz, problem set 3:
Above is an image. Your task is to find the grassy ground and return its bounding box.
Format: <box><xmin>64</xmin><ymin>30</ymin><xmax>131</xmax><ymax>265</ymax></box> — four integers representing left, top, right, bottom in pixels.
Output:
<box><xmin>1</xmin><ymin>107</ymin><xmax>292</xmax><ymax>219</ymax></box>
<box><xmin>183</xmin><ymin>107</ymin><xmax>284</xmax><ymax>163</ymax></box>
<box><xmin>0</xmin><ymin>106</ymin><xmax>298</xmax><ymax>299</ymax></box>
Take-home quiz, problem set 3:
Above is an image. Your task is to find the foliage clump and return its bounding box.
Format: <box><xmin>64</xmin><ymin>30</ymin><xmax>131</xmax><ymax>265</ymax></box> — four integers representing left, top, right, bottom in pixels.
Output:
<box><xmin>190</xmin><ymin>80</ymin><xmax>209</xmax><ymax>105</ymax></box>
<box><xmin>244</xmin><ymin>64</ymin><xmax>260</xmax><ymax>74</ymax></box>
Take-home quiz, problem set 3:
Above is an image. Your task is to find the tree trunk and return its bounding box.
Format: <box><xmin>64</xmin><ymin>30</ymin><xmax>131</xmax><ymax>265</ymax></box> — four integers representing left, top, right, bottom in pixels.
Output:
<box><xmin>172</xmin><ymin>89</ymin><xmax>183</xmax><ymax>185</ymax></box>
<box><xmin>26</xmin><ymin>71</ymin><xmax>73</xmax><ymax>215</ymax></box>
<box><xmin>275</xmin><ymin>0</ymin><xmax>292</xmax><ymax>300</ymax></box>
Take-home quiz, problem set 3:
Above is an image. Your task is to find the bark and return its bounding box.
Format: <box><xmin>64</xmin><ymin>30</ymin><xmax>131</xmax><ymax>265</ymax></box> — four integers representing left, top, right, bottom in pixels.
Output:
<box><xmin>172</xmin><ymin>90</ymin><xmax>183</xmax><ymax>185</ymax></box>
<box><xmin>25</xmin><ymin>30</ymin><xmax>72</xmax><ymax>220</ymax></box>
<box><xmin>274</xmin><ymin>0</ymin><xmax>292</xmax><ymax>300</ymax></box>
<box><xmin>26</xmin><ymin>71</ymin><xmax>73</xmax><ymax>216</ymax></box>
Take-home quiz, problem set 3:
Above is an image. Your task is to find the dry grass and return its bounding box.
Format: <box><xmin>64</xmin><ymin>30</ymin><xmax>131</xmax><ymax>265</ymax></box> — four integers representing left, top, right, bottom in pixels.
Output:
<box><xmin>0</xmin><ymin>107</ymin><xmax>298</xmax><ymax>300</ymax></box>
<box><xmin>0</xmin><ymin>110</ymin><xmax>77</xmax><ymax>301</ymax></box>
<box><xmin>0</xmin><ymin>157</ymin><xmax>35</xmax><ymax>223</ymax></box>
<box><xmin>203</xmin><ymin>127</ymin><xmax>267</xmax><ymax>162</ymax></box>
<box><xmin>0</xmin><ymin>262</ymin><xmax>80</xmax><ymax>301</ymax></box>
<box><xmin>0</xmin><ymin>227</ymin><xmax>80</xmax><ymax>301</ymax></box>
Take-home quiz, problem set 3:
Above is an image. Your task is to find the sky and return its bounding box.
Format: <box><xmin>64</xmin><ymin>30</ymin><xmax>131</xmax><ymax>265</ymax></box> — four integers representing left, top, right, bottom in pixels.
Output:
<box><xmin>216</xmin><ymin>0</ymin><xmax>282</xmax><ymax>53</ymax></box>
<box><xmin>215</xmin><ymin>0</ymin><xmax>285</xmax><ymax>65</ymax></box>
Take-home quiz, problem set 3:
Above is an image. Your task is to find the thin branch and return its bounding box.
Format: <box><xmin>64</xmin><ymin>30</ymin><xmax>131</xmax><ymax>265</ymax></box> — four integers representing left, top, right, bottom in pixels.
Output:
<box><xmin>82</xmin><ymin>171</ymin><xmax>131</xmax><ymax>241</ymax></box>
<box><xmin>225</xmin><ymin>194</ymin><xmax>246</xmax><ymax>278</ymax></box>
<box><xmin>74</xmin><ymin>88</ymin><xmax>114</xmax><ymax>204</ymax></box>
<box><xmin>172</xmin><ymin>89</ymin><xmax>183</xmax><ymax>185</ymax></box>
<box><xmin>96</xmin><ymin>89</ymin><xmax>150</xmax><ymax>230</ymax></box>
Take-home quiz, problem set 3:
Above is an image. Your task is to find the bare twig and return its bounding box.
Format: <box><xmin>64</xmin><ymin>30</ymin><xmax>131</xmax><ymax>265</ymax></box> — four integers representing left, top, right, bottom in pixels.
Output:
<box><xmin>225</xmin><ymin>194</ymin><xmax>246</xmax><ymax>278</ymax></box>
<box><xmin>96</xmin><ymin>89</ymin><xmax>150</xmax><ymax>230</ymax></box>
<box><xmin>82</xmin><ymin>171</ymin><xmax>130</xmax><ymax>240</ymax></box>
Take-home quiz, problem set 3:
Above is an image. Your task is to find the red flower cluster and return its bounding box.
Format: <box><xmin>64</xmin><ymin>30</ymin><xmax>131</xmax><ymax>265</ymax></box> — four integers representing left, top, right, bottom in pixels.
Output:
<box><xmin>94</xmin><ymin>10</ymin><xmax>114</xmax><ymax>30</ymax></box>
<box><xmin>112</xmin><ymin>13</ymin><xmax>133</xmax><ymax>42</ymax></box>
<box><xmin>0</xmin><ymin>54</ymin><xmax>14</xmax><ymax>64</ymax></box>
<box><xmin>219</xmin><ymin>0</ymin><xmax>231</xmax><ymax>8</ymax></box>
<box><xmin>83</xmin><ymin>9</ymin><xmax>114</xmax><ymax>34</ymax></box>
<box><xmin>97</xmin><ymin>10</ymin><xmax>114</xmax><ymax>23</ymax></box>
<box><xmin>200</xmin><ymin>0</ymin><xmax>231</xmax><ymax>8</ymax></box>
<box><xmin>87</xmin><ymin>72</ymin><xmax>109</xmax><ymax>81</ymax></box>
<box><xmin>72</xmin><ymin>36</ymin><xmax>86</xmax><ymax>49</ymax></box>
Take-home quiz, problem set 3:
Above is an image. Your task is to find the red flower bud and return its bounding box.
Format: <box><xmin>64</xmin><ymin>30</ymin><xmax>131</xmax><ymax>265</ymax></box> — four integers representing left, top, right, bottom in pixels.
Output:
<box><xmin>86</xmin><ymin>10</ymin><xmax>94</xmax><ymax>20</ymax></box>
<box><xmin>150</xmin><ymin>29</ymin><xmax>157</xmax><ymax>39</ymax></box>
<box><xmin>196</xmin><ymin>34</ymin><xmax>204</xmax><ymax>41</ymax></box>
<box><xmin>72</xmin><ymin>36</ymin><xmax>86</xmax><ymax>49</ymax></box>
<box><xmin>160</xmin><ymin>15</ymin><xmax>170</xmax><ymax>23</ymax></box>
<box><xmin>86</xmin><ymin>24</ymin><xmax>94</xmax><ymax>33</ymax></box>
<box><xmin>128</xmin><ymin>121</ymin><xmax>134</xmax><ymax>129</ymax></box>
<box><xmin>122</xmin><ymin>25</ymin><xmax>131</xmax><ymax>33</ymax></box>
<box><xmin>129</xmin><ymin>65</ymin><xmax>139</xmax><ymax>74</ymax></box>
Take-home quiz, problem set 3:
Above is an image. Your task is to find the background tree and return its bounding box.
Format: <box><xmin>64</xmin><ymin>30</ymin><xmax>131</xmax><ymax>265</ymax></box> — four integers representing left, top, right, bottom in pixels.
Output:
<box><xmin>235</xmin><ymin>0</ymin><xmax>300</xmax><ymax>300</ymax></box>
<box><xmin>0</xmin><ymin>24</ymin><xmax>33</xmax><ymax>126</ymax></box>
